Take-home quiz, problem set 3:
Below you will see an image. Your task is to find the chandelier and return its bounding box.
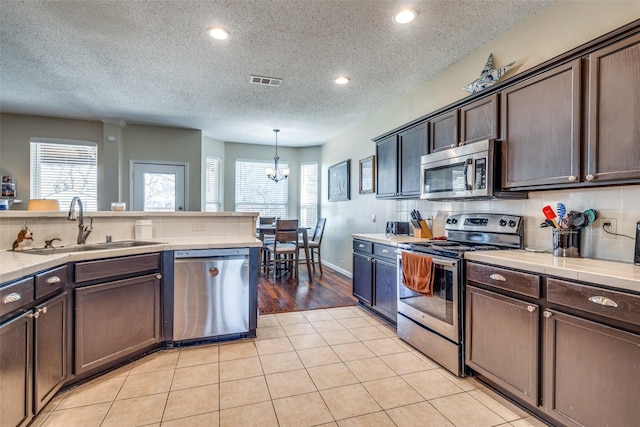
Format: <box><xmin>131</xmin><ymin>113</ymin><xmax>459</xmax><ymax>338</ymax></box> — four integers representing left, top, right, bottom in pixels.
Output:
<box><xmin>265</xmin><ymin>129</ymin><xmax>289</xmax><ymax>183</ymax></box>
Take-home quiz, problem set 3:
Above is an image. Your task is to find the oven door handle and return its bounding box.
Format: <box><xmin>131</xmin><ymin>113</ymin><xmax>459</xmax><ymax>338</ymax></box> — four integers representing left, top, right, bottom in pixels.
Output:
<box><xmin>398</xmin><ymin>251</ymin><xmax>457</xmax><ymax>268</ymax></box>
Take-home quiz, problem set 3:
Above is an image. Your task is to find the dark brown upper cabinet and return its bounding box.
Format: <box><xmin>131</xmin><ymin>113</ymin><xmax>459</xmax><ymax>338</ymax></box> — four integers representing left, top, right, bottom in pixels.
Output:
<box><xmin>429</xmin><ymin>110</ymin><xmax>458</xmax><ymax>153</ymax></box>
<box><xmin>376</xmin><ymin>123</ymin><xmax>428</xmax><ymax>198</ymax></box>
<box><xmin>501</xmin><ymin>59</ymin><xmax>582</xmax><ymax>189</ymax></box>
<box><xmin>460</xmin><ymin>94</ymin><xmax>499</xmax><ymax>144</ymax></box>
<box><xmin>586</xmin><ymin>33</ymin><xmax>640</xmax><ymax>183</ymax></box>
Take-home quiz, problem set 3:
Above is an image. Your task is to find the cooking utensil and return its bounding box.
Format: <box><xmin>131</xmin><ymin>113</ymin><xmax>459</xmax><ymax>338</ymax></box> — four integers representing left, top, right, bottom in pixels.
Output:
<box><xmin>557</xmin><ymin>202</ymin><xmax>566</xmax><ymax>223</ymax></box>
<box><xmin>567</xmin><ymin>210</ymin><xmax>587</xmax><ymax>228</ymax></box>
<box><xmin>583</xmin><ymin>209</ymin><xmax>598</xmax><ymax>226</ymax></box>
<box><xmin>542</xmin><ymin>205</ymin><xmax>559</xmax><ymax>228</ymax></box>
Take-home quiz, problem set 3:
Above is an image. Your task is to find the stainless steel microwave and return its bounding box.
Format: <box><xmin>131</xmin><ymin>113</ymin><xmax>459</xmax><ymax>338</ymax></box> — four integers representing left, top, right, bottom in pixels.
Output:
<box><xmin>420</xmin><ymin>140</ymin><xmax>527</xmax><ymax>200</ymax></box>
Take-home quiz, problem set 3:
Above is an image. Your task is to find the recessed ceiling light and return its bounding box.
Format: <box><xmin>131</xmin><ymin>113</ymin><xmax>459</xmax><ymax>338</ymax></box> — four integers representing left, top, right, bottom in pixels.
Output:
<box><xmin>335</xmin><ymin>76</ymin><xmax>351</xmax><ymax>85</ymax></box>
<box><xmin>394</xmin><ymin>8</ymin><xmax>417</xmax><ymax>24</ymax></box>
<box><xmin>208</xmin><ymin>26</ymin><xmax>229</xmax><ymax>40</ymax></box>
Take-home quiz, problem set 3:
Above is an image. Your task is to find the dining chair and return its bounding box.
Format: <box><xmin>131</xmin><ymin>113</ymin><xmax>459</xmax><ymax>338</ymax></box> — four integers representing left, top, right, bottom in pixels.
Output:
<box><xmin>265</xmin><ymin>219</ymin><xmax>300</xmax><ymax>282</ymax></box>
<box><xmin>301</xmin><ymin>218</ymin><xmax>326</xmax><ymax>274</ymax></box>
<box><xmin>258</xmin><ymin>216</ymin><xmax>277</xmax><ymax>273</ymax></box>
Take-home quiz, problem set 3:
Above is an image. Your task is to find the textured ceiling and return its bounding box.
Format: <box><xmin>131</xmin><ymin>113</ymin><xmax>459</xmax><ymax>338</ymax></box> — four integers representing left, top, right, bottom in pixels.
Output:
<box><xmin>0</xmin><ymin>0</ymin><xmax>553</xmax><ymax>147</ymax></box>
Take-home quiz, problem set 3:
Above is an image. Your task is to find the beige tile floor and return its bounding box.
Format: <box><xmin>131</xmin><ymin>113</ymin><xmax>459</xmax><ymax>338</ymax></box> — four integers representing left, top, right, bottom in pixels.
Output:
<box><xmin>32</xmin><ymin>306</ymin><xmax>549</xmax><ymax>427</ymax></box>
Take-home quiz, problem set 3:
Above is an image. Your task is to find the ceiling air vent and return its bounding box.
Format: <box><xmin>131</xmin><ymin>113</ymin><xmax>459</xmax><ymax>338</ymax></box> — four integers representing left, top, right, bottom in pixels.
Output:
<box><xmin>250</xmin><ymin>75</ymin><xmax>282</xmax><ymax>87</ymax></box>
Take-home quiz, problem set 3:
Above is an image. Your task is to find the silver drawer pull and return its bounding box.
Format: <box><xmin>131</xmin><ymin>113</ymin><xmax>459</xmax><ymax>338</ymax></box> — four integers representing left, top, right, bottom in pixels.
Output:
<box><xmin>489</xmin><ymin>273</ymin><xmax>506</xmax><ymax>281</ymax></box>
<box><xmin>543</xmin><ymin>311</ymin><xmax>552</xmax><ymax>318</ymax></box>
<box><xmin>3</xmin><ymin>293</ymin><xmax>21</xmax><ymax>304</ymax></box>
<box><xmin>46</xmin><ymin>276</ymin><xmax>61</xmax><ymax>284</ymax></box>
<box><xmin>358</xmin><ymin>244</ymin><xmax>364</xmax><ymax>248</ymax></box>
<box><xmin>27</xmin><ymin>311</ymin><xmax>40</xmax><ymax>319</ymax></box>
<box><xmin>382</xmin><ymin>249</ymin><xmax>389</xmax><ymax>253</ymax></box>
<box><xmin>589</xmin><ymin>296</ymin><xmax>618</xmax><ymax>308</ymax></box>
<box><xmin>527</xmin><ymin>305</ymin><xmax>536</xmax><ymax>312</ymax></box>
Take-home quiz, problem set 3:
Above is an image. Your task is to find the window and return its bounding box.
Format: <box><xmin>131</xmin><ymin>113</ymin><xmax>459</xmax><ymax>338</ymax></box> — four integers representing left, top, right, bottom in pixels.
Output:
<box><xmin>30</xmin><ymin>139</ymin><xmax>98</xmax><ymax>211</ymax></box>
<box><xmin>204</xmin><ymin>155</ymin><xmax>222</xmax><ymax>212</ymax></box>
<box><xmin>235</xmin><ymin>159</ymin><xmax>288</xmax><ymax>219</ymax></box>
<box><xmin>300</xmin><ymin>162</ymin><xmax>318</xmax><ymax>228</ymax></box>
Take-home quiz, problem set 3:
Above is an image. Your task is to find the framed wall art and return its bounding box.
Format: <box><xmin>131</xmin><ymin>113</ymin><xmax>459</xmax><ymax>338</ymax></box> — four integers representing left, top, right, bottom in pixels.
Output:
<box><xmin>359</xmin><ymin>155</ymin><xmax>375</xmax><ymax>194</ymax></box>
<box><xmin>328</xmin><ymin>159</ymin><xmax>350</xmax><ymax>202</ymax></box>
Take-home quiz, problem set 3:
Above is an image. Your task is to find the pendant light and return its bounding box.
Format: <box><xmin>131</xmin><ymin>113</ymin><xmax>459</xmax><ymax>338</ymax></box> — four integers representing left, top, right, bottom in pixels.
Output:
<box><xmin>265</xmin><ymin>129</ymin><xmax>289</xmax><ymax>183</ymax></box>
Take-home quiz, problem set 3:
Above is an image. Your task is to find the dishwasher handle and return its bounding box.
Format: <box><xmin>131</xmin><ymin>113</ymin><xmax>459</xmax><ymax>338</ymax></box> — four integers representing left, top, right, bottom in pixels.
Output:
<box><xmin>175</xmin><ymin>248</ymin><xmax>250</xmax><ymax>258</ymax></box>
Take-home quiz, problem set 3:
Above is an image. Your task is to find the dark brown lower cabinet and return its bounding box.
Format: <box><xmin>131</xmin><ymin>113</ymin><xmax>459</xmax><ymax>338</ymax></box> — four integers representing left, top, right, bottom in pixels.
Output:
<box><xmin>33</xmin><ymin>292</ymin><xmax>68</xmax><ymax>414</ymax></box>
<box><xmin>0</xmin><ymin>313</ymin><xmax>32</xmax><ymax>427</ymax></box>
<box><xmin>373</xmin><ymin>258</ymin><xmax>397</xmax><ymax>321</ymax></box>
<box><xmin>465</xmin><ymin>286</ymin><xmax>539</xmax><ymax>407</ymax></box>
<box><xmin>352</xmin><ymin>252</ymin><xmax>373</xmax><ymax>304</ymax></box>
<box><xmin>543</xmin><ymin>309</ymin><xmax>640</xmax><ymax>427</ymax></box>
<box><xmin>75</xmin><ymin>274</ymin><xmax>161</xmax><ymax>375</ymax></box>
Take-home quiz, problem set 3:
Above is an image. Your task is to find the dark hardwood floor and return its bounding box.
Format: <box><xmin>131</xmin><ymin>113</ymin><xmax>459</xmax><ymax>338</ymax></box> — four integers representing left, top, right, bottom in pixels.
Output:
<box><xmin>258</xmin><ymin>264</ymin><xmax>358</xmax><ymax>315</ymax></box>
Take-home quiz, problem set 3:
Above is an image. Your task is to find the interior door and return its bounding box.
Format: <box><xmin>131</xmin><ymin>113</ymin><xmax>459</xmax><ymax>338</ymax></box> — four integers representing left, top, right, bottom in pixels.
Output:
<box><xmin>131</xmin><ymin>162</ymin><xmax>187</xmax><ymax>211</ymax></box>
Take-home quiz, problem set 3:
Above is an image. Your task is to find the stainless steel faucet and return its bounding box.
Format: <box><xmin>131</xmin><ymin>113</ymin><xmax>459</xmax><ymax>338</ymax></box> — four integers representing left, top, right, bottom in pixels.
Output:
<box><xmin>67</xmin><ymin>197</ymin><xmax>93</xmax><ymax>244</ymax></box>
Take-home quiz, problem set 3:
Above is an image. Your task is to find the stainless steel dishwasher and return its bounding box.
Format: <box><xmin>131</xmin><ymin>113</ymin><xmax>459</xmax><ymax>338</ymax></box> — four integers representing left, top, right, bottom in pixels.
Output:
<box><xmin>173</xmin><ymin>248</ymin><xmax>250</xmax><ymax>341</ymax></box>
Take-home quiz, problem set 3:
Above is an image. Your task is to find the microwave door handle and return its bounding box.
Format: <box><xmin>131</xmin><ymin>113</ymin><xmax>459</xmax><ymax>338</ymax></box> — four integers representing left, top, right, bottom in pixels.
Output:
<box><xmin>464</xmin><ymin>159</ymin><xmax>473</xmax><ymax>190</ymax></box>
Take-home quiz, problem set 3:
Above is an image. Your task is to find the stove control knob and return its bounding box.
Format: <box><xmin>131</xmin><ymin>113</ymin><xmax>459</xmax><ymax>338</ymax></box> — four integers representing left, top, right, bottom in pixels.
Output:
<box><xmin>508</xmin><ymin>220</ymin><xmax>517</xmax><ymax>228</ymax></box>
<box><xmin>499</xmin><ymin>219</ymin><xmax>507</xmax><ymax>227</ymax></box>
<box><xmin>446</xmin><ymin>218</ymin><xmax>452</xmax><ymax>224</ymax></box>
<box><xmin>451</xmin><ymin>218</ymin><xmax>457</xmax><ymax>224</ymax></box>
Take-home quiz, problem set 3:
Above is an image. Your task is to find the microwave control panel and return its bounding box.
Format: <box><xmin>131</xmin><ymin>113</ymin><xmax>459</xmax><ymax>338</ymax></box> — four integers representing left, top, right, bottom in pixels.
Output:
<box><xmin>475</xmin><ymin>158</ymin><xmax>487</xmax><ymax>190</ymax></box>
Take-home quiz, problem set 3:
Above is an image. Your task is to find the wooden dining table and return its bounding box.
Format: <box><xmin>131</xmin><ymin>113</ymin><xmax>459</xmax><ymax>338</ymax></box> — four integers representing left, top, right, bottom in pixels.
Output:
<box><xmin>257</xmin><ymin>226</ymin><xmax>312</xmax><ymax>283</ymax></box>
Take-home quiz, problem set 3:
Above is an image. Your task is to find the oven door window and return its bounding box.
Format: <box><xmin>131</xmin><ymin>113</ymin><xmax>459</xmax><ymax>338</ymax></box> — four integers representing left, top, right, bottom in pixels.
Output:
<box><xmin>399</xmin><ymin>265</ymin><xmax>454</xmax><ymax>325</ymax></box>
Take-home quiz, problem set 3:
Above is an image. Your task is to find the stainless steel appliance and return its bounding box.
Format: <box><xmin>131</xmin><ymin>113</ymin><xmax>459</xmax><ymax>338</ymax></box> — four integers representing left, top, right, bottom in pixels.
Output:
<box><xmin>397</xmin><ymin>213</ymin><xmax>524</xmax><ymax>376</ymax></box>
<box><xmin>173</xmin><ymin>248</ymin><xmax>250</xmax><ymax>341</ymax></box>
<box><xmin>386</xmin><ymin>221</ymin><xmax>410</xmax><ymax>235</ymax></box>
<box><xmin>420</xmin><ymin>140</ymin><xmax>527</xmax><ymax>201</ymax></box>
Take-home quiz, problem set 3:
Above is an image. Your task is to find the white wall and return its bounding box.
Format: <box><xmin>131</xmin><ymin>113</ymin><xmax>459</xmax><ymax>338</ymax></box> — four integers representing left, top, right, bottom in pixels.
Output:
<box><xmin>320</xmin><ymin>1</ymin><xmax>640</xmax><ymax>271</ymax></box>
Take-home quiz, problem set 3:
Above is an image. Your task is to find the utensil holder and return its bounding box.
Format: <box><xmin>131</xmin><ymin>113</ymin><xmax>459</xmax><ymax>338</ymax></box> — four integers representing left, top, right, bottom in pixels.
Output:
<box><xmin>553</xmin><ymin>229</ymin><xmax>581</xmax><ymax>257</ymax></box>
<box><xmin>413</xmin><ymin>220</ymin><xmax>433</xmax><ymax>239</ymax></box>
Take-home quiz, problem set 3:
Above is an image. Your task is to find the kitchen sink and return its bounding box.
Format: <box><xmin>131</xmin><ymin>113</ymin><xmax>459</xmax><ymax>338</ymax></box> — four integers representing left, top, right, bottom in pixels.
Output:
<box><xmin>15</xmin><ymin>240</ymin><xmax>164</xmax><ymax>255</ymax></box>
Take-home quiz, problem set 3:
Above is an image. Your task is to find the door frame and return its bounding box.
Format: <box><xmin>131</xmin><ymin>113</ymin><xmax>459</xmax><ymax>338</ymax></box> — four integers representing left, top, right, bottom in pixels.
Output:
<box><xmin>130</xmin><ymin>160</ymin><xmax>189</xmax><ymax>211</ymax></box>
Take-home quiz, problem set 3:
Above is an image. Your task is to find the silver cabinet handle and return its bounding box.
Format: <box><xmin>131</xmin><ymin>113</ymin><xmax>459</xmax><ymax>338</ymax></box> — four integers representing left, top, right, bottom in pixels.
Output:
<box><xmin>527</xmin><ymin>305</ymin><xmax>536</xmax><ymax>312</ymax></box>
<box><xmin>3</xmin><ymin>293</ymin><xmax>21</xmax><ymax>304</ymax></box>
<box><xmin>358</xmin><ymin>244</ymin><xmax>364</xmax><ymax>248</ymax></box>
<box><xmin>27</xmin><ymin>311</ymin><xmax>40</xmax><ymax>319</ymax></box>
<box><xmin>155</xmin><ymin>274</ymin><xmax>163</xmax><ymax>280</ymax></box>
<box><xmin>489</xmin><ymin>273</ymin><xmax>506</xmax><ymax>281</ymax></box>
<box><xmin>585</xmin><ymin>174</ymin><xmax>595</xmax><ymax>182</ymax></box>
<box><xmin>588</xmin><ymin>296</ymin><xmax>618</xmax><ymax>307</ymax></box>
<box><xmin>543</xmin><ymin>311</ymin><xmax>552</xmax><ymax>318</ymax></box>
<box><xmin>46</xmin><ymin>276</ymin><xmax>61</xmax><ymax>284</ymax></box>
<box><xmin>37</xmin><ymin>307</ymin><xmax>48</xmax><ymax>315</ymax></box>
<box><xmin>382</xmin><ymin>249</ymin><xmax>389</xmax><ymax>254</ymax></box>
<box><xmin>568</xmin><ymin>175</ymin><xmax>578</xmax><ymax>182</ymax></box>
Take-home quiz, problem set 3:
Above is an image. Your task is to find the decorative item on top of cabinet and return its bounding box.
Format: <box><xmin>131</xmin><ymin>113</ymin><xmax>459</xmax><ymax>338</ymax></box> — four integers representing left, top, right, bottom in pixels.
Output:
<box><xmin>501</xmin><ymin>58</ymin><xmax>582</xmax><ymax>189</ymax></box>
<box><xmin>586</xmin><ymin>32</ymin><xmax>640</xmax><ymax>183</ymax></box>
<box><xmin>429</xmin><ymin>110</ymin><xmax>459</xmax><ymax>153</ymax></box>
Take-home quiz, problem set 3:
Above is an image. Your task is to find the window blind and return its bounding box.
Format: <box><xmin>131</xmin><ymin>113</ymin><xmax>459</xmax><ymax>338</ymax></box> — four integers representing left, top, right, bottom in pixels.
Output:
<box><xmin>235</xmin><ymin>159</ymin><xmax>288</xmax><ymax>219</ymax></box>
<box><xmin>30</xmin><ymin>139</ymin><xmax>98</xmax><ymax>211</ymax></box>
<box><xmin>204</xmin><ymin>155</ymin><xmax>222</xmax><ymax>212</ymax></box>
<box><xmin>300</xmin><ymin>162</ymin><xmax>318</xmax><ymax>228</ymax></box>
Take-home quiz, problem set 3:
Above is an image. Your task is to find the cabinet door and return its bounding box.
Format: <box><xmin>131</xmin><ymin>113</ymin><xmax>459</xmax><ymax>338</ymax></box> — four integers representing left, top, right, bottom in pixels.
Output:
<box><xmin>373</xmin><ymin>258</ymin><xmax>397</xmax><ymax>321</ymax></box>
<box><xmin>466</xmin><ymin>286</ymin><xmax>539</xmax><ymax>406</ymax></box>
<box><xmin>33</xmin><ymin>292</ymin><xmax>68</xmax><ymax>414</ymax></box>
<box><xmin>429</xmin><ymin>110</ymin><xmax>459</xmax><ymax>153</ymax></box>
<box><xmin>543</xmin><ymin>309</ymin><xmax>640</xmax><ymax>427</ymax></box>
<box><xmin>0</xmin><ymin>313</ymin><xmax>32</xmax><ymax>427</ymax></box>
<box><xmin>586</xmin><ymin>33</ymin><xmax>640</xmax><ymax>183</ymax></box>
<box><xmin>352</xmin><ymin>252</ymin><xmax>373</xmax><ymax>305</ymax></box>
<box><xmin>501</xmin><ymin>59</ymin><xmax>581</xmax><ymax>188</ymax></box>
<box><xmin>460</xmin><ymin>94</ymin><xmax>499</xmax><ymax>144</ymax></box>
<box><xmin>399</xmin><ymin>124</ymin><xmax>428</xmax><ymax>197</ymax></box>
<box><xmin>75</xmin><ymin>274</ymin><xmax>161</xmax><ymax>375</ymax></box>
<box><xmin>376</xmin><ymin>135</ymin><xmax>398</xmax><ymax>197</ymax></box>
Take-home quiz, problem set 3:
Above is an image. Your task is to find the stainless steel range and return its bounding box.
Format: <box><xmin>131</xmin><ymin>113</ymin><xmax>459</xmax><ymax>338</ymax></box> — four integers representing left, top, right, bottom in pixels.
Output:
<box><xmin>396</xmin><ymin>213</ymin><xmax>523</xmax><ymax>376</ymax></box>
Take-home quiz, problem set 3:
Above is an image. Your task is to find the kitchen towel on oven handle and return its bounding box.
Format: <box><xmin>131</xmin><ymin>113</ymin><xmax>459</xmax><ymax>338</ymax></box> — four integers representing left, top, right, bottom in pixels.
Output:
<box><xmin>402</xmin><ymin>251</ymin><xmax>434</xmax><ymax>295</ymax></box>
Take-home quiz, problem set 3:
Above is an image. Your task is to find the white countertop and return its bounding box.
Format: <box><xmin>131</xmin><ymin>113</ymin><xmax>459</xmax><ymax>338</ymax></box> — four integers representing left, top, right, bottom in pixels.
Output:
<box><xmin>0</xmin><ymin>236</ymin><xmax>262</xmax><ymax>284</ymax></box>
<box><xmin>352</xmin><ymin>234</ymin><xmax>640</xmax><ymax>294</ymax></box>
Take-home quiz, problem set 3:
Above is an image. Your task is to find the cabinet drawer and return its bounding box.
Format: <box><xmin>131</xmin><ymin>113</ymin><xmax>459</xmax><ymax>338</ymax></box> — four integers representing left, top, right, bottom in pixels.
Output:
<box><xmin>35</xmin><ymin>265</ymin><xmax>68</xmax><ymax>300</ymax></box>
<box><xmin>373</xmin><ymin>244</ymin><xmax>396</xmax><ymax>261</ymax></box>
<box><xmin>467</xmin><ymin>262</ymin><xmax>540</xmax><ymax>298</ymax></box>
<box><xmin>353</xmin><ymin>240</ymin><xmax>373</xmax><ymax>254</ymax></box>
<box><xmin>547</xmin><ymin>278</ymin><xmax>640</xmax><ymax>327</ymax></box>
<box><xmin>75</xmin><ymin>253</ymin><xmax>160</xmax><ymax>283</ymax></box>
<box><xmin>0</xmin><ymin>276</ymin><xmax>34</xmax><ymax>317</ymax></box>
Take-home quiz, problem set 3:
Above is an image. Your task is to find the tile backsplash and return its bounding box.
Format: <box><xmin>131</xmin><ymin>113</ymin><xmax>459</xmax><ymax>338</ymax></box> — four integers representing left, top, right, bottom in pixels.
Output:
<box><xmin>395</xmin><ymin>185</ymin><xmax>640</xmax><ymax>264</ymax></box>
